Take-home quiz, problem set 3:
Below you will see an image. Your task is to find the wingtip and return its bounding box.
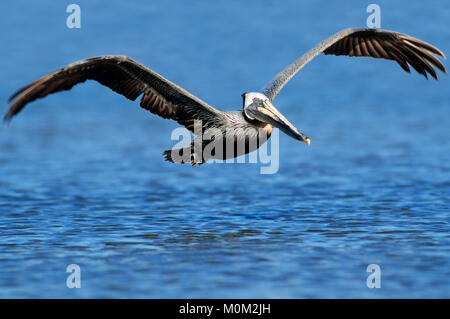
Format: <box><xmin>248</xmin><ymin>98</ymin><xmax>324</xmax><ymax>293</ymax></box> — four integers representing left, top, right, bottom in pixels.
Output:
<box><xmin>3</xmin><ymin>108</ymin><xmax>15</xmax><ymax>123</ymax></box>
<box><xmin>3</xmin><ymin>115</ymin><xmax>12</xmax><ymax>124</ymax></box>
<box><xmin>437</xmin><ymin>50</ymin><xmax>446</xmax><ymax>60</ymax></box>
<box><xmin>431</xmin><ymin>61</ymin><xmax>446</xmax><ymax>80</ymax></box>
<box><xmin>429</xmin><ymin>46</ymin><xmax>446</xmax><ymax>60</ymax></box>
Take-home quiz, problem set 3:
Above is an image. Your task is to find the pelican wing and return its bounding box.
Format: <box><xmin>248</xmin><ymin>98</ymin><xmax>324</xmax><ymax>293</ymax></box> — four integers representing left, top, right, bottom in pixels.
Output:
<box><xmin>261</xmin><ymin>28</ymin><xmax>446</xmax><ymax>101</ymax></box>
<box><xmin>5</xmin><ymin>55</ymin><xmax>223</xmax><ymax>132</ymax></box>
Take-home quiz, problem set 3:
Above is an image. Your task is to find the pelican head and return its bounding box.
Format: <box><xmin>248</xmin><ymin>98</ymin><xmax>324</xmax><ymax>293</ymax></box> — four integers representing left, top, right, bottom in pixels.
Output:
<box><xmin>242</xmin><ymin>92</ymin><xmax>310</xmax><ymax>146</ymax></box>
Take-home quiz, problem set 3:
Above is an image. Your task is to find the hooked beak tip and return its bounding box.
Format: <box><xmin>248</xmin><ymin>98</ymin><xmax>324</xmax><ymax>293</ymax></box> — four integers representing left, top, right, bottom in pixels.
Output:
<box><xmin>304</xmin><ymin>138</ymin><xmax>311</xmax><ymax>146</ymax></box>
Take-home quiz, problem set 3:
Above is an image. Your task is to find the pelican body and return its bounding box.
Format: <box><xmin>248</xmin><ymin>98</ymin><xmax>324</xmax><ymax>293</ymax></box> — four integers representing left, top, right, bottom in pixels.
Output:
<box><xmin>4</xmin><ymin>28</ymin><xmax>446</xmax><ymax>165</ymax></box>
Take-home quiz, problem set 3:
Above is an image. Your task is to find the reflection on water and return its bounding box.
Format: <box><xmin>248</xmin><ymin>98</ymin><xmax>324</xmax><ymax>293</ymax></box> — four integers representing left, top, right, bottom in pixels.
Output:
<box><xmin>0</xmin><ymin>0</ymin><xmax>449</xmax><ymax>298</ymax></box>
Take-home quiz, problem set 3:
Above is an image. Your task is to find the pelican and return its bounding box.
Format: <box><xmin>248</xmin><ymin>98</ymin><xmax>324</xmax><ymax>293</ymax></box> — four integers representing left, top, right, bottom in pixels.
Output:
<box><xmin>4</xmin><ymin>28</ymin><xmax>446</xmax><ymax>165</ymax></box>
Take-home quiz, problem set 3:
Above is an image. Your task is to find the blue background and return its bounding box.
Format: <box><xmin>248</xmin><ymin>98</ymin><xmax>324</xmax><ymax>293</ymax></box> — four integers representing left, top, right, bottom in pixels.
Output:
<box><xmin>0</xmin><ymin>0</ymin><xmax>448</xmax><ymax>297</ymax></box>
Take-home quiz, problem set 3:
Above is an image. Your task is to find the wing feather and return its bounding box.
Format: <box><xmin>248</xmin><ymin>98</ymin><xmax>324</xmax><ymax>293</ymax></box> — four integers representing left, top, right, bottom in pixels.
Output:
<box><xmin>261</xmin><ymin>28</ymin><xmax>446</xmax><ymax>101</ymax></box>
<box><xmin>5</xmin><ymin>55</ymin><xmax>224</xmax><ymax>133</ymax></box>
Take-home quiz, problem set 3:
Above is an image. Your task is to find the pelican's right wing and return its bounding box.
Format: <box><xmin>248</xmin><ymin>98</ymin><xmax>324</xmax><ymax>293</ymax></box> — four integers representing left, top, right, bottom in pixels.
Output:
<box><xmin>5</xmin><ymin>55</ymin><xmax>224</xmax><ymax>132</ymax></box>
<box><xmin>260</xmin><ymin>28</ymin><xmax>446</xmax><ymax>102</ymax></box>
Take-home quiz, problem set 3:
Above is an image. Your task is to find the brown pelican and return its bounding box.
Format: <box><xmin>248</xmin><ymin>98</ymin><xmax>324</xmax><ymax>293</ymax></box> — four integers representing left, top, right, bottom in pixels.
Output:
<box><xmin>4</xmin><ymin>28</ymin><xmax>446</xmax><ymax>165</ymax></box>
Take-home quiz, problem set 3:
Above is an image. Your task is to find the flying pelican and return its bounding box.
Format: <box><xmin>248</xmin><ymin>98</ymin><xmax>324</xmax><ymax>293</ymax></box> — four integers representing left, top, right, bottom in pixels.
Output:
<box><xmin>4</xmin><ymin>28</ymin><xmax>446</xmax><ymax>165</ymax></box>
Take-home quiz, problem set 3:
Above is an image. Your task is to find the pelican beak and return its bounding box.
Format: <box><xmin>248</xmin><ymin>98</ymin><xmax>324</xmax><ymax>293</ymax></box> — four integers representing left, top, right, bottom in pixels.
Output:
<box><xmin>252</xmin><ymin>99</ymin><xmax>310</xmax><ymax>145</ymax></box>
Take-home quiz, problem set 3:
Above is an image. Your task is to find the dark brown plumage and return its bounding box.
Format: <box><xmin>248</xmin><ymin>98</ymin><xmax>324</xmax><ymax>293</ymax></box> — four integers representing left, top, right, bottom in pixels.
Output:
<box><xmin>4</xmin><ymin>55</ymin><xmax>223</xmax><ymax>132</ymax></box>
<box><xmin>323</xmin><ymin>30</ymin><xmax>446</xmax><ymax>80</ymax></box>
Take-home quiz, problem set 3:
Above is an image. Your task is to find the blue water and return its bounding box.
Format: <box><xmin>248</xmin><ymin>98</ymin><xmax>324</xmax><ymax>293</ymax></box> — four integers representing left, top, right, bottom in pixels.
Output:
<box><xmin>0</xmin><ymin>1</ymin><xmax>449</xmax><ymax>298</ymax></box>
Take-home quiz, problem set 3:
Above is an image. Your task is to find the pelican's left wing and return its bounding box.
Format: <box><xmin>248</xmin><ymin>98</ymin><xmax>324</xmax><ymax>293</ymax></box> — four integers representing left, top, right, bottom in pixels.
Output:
<box><xmin>4</xmin><ymin>55</ymin><xmax>225</xmax><ymax>133</ymax></box>
<box><xmin>260</xmin><ymin>28</ymin><xmax>446</xmax><ymax>102</ymax></box>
